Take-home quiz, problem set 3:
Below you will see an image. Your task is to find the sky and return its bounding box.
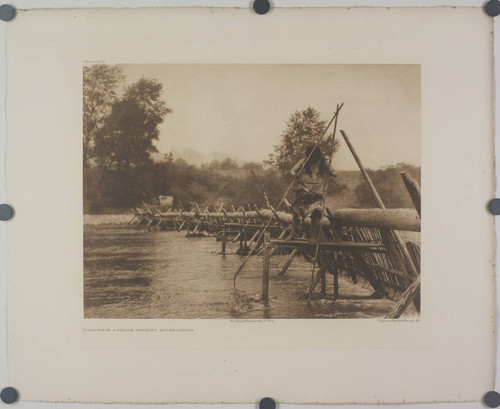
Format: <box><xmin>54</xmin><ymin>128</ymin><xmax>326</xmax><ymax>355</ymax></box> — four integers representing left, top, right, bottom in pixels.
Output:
<box><xmin>119</xmin><ymin>64</ymin><xmax>421</xmax><ymax>171</ymax></box>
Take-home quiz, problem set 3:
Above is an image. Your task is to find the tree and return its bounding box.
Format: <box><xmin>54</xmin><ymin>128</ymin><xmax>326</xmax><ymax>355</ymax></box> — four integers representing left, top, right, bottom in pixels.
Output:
<box><xmin>92</xmin><ymin>77</ymin><xmax>172</xmax><ymax>208</ymax></box>
<box><xmin>218</xmin><ymin>158</ymin><xmax>239</xmax><ymax>170</ymax></box>
<box><xmin>202</xmin><ymin>158</ymin><xmax>239</xmax><ymax>171</ymax></box>
<box><xmin>265</xmin><ymin>107</ymin><xmax>340</xmax><ymax>173</ymax></box>
<box><xmin>98</xmin><ymin>77</ymin><xmax>171</xmax><ymax>171</ymax></box>
<box><xmin>242</xmin><ymin>161</ymin><xmax>263</xmax><ymax>170</ymax></box>
<box><xmin>83</xmin><ymin>65</ymin><xmax>124</xmax><ymax>170</ymax></box>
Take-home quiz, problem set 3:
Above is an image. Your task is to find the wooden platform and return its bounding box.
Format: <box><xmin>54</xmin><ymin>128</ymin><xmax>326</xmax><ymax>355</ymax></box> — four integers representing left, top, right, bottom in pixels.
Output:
<box><xmin>270</xmin><ymin>239</ymin><xmax>386</xmax><ymax>253</ymax></box>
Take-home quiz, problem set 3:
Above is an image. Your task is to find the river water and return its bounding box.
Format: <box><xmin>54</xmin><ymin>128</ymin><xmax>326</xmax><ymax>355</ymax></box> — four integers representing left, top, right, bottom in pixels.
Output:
<box><xmin>84</xmin><ymin>224</ymin><xmax>399</xmax><ymax>319</ymax></box>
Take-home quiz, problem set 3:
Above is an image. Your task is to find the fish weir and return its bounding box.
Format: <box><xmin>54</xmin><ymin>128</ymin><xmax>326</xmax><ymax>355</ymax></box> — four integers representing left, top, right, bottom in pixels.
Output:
<box><xmin>129</xmin><ymin>196</ymin><xmax>421</xmax><ymax>318</ymax></box>
<box><xmin>128</xmin><ymin>126</ymin><xmax>421</xmax><ymax>319</ymax></box>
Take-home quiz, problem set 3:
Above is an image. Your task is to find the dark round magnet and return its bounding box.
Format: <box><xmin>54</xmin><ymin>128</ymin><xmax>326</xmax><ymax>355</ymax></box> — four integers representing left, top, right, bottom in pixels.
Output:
<box><xmin>259</xmin><ymin>397</ymin><xmax>276</xmax><ymax>409</ymax></box>
<box><xmin>485</xmin><ymin>391</ymin><xmax>500</xmax><ymax>408</ymax></box>
<box><xmin>486</xmin><ymin>0</ymin><xmax>500</xmax><ymax>17</ymax></box>
<box><xmin>253</xmin><ymin>0</ymin><xmax>270</xmax><ymax>15</ymax></box>
<box><xmin>0</xmin><ymin>387</ymin><xmax>18</xmax><ymax>404</ymax></box>
<box><xmin>488</xmin><ymin>198</ymin><xmax>500</xmax><ymax>215</ymax></box>
<box><xmin>0</xmin><ymin>204</ymin><xmax>13</xmax><ymax>221</ymax></box>
<box><xmin>0</xmin><ymin>4</ymin><xmax>15</xmax><ymax>22</ymax></box>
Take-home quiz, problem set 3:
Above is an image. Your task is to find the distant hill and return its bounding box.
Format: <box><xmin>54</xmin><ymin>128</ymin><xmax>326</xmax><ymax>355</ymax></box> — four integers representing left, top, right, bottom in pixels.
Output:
<box><xmin>326</xmin><ymin>165</ymin><xmax>421</xmax><ymax>210</ymax></box>
<box><xmin>325</xmin><ymin>170</ymin><xmax>364</xmax><ymax>210</ymax></box>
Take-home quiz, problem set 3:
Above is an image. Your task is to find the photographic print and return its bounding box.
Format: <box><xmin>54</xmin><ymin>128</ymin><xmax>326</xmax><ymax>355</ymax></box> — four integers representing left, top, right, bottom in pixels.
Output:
<box><xmin>7</xmin><ymin>7</ymin><xmax>495</xmax><ymax>403</ymax></box>
<box><xmin>83</xmin><ymin>64</ymin><xmax>421</xmax><ymax>319</ymax></box>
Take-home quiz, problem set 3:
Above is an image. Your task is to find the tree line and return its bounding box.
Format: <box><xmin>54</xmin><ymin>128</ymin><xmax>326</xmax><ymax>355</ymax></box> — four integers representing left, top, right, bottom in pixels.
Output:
<box><xmin>83</xmin><ymin>64</ymin><xmax>419</xmax><ymax>214</ymax></box>
<box><xmin>83</xmin><ymin>65</ymin><xmax>171</xmax><ymax>212</ymax></box>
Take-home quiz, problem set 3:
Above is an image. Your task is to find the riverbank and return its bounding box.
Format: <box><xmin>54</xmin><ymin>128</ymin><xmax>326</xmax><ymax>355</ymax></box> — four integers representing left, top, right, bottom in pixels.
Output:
<box><xmin>84</xmin><ymin>214</ymin><xmax>132</xmax><ymax>225</ymax></box>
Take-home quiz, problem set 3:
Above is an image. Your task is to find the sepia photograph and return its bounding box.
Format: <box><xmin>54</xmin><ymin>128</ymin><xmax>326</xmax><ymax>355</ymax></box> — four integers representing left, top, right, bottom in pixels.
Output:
<box><xmin>6</xmin><ymin>6</ymin><xmax>495</xmax><ymax>403</ymax></box>
<box><xmin>83</xmin><ymin>63</ymin><xmax>421</xmax><ymax>319</ymax></box>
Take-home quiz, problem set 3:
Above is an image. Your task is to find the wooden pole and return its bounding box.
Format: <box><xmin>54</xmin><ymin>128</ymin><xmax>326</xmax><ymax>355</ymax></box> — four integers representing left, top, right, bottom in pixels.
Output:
<box><xmin>379</xmin><ymin>229</ymin><xmax>409</xmax><ymax>286</ymax></box>
<box><xmin>311</xmin><ymin>104</ymin><xmax>343</xmax><ymax>281</ymax></box>
<box><xmin>262</xmin><ymin>232</ymin><xmax>271</xmax><ymax>301</ymax></box>
<box><xmin>222</xmin><ymin>225</ymin><xmax>227</xmax><ymax>255</ymax></box>
<box><xmin>233</xmin><ymin>109</ymin><xmax>344</xmax><ymax>289</ymax></box>
<box><xmin>385</xmin><ymin>276</ymin><xmax>420</xmax><ymax>319</ymax></box>
<box><xmin>278</xmin><ymin>229</ymin><xmax>288</xmax><ymax>239</ymax></box>
<box><xmin>340</xmin><ymin>130</ymin><xmax>419</xmax><ymax>279</ymax></box>
<box><xmin>327</xmin><ymin>103</ymin><xmax>342</xmax><ymax>165</ymax></box>
<box><xmin>232</xmin><ymin>230</ymin><xmax>241</xmax><ymax>244</ymax></box>
<box><xmin>308</xmin><ymin>251</ymin><xmax>336</xmax><ymax>296</ymax></box>
<box><xmin>277</xmin><ymin>233</ymin><xmax>307</xmax><ymax>277</ymax></box>
<box><xmin>351</xmin><ymin>251</ymin><xmax>388</xmax><ymax>298</ymax></box>
<box><xmin>340</xmin><ymin>131</ymin><xmax>384</xmax><ymax>206</ymax></box>
<box><xmin>333</xmin><ymin>209</ymin><xmax>420</xmax><ymax>232</ymax></box>
<box><xmin>278</xmin><ymin>249</ymin><xmax>298</xmax><ymax>278</ymax></box>
<box><xmin>248</xmin><ymin>228</ymin><xmax>261</xmax><ymax>245</ymax></box>
<box><xmin>401</xmin><ymin>171</ymin><xmax>421</xmax><ymax>218</ymax></box>
<box><xmin>243</xmin><ymin>227</ymin><xmax>248</xmax><ymax>253</ymax></box>
<box><xmin>269</xmin><ymin>229</ymin><xmax>289</xmax><ymax>258</ymax></box>
<box><xmin>248</xmin><ymin>229</ymin><xmax>262</xmax><ymax>253</ymax></box>
<box><xmin>332</xmin><ymin>252</ymin><xmax>339</xmax><ymax>299</ymax></box>
<box><xmin>155</xmin><ymin>208</ymin><xmax>420</xmax><ymax>232</ymax></box>
<box><xmin>264</xmin><ymin>192</ymin><xmax>271</xmax><ymax>208</ymax></box>
<box><xmin>333</xmin><ymin>269</ymin><xmax>339</xmax><ymax>300</ymax></box>
<box><xmin>271</xmin><ymin>240</ymin><xmax>386</xmax><ymax>253</ymax></box>
<box><xmin>327</xmin><ymin>263</ymin><xmax>341</xmax><ymax>299</ymax></box>
<box><xmin>400</xmin><ymin>171</ymin><xmax>422</xmax><ymax>312</ymax></box>
<box><xmin>129</xmin><ymin>210</ymin><xmax>137</xmax><ymax>225</ymax></box>
<box><xmin>320</xmin><ymin>270</ymin><xmax>327</xmax><ymax>297</ymax></box>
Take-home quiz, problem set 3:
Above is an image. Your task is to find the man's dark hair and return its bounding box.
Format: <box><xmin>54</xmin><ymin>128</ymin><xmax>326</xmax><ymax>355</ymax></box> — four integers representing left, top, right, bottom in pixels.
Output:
<box><xmin>304</xmin><ymin>145</ymin><xmax>328</xmax><ymax>176</ymax></box>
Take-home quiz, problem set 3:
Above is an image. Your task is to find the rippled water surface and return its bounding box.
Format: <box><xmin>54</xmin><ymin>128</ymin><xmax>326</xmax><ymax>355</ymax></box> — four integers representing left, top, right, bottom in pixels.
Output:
<box><xmin>84</xmin><ymin>225</ymin><xmax>399</xmax><ymax>319</ymax></box>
